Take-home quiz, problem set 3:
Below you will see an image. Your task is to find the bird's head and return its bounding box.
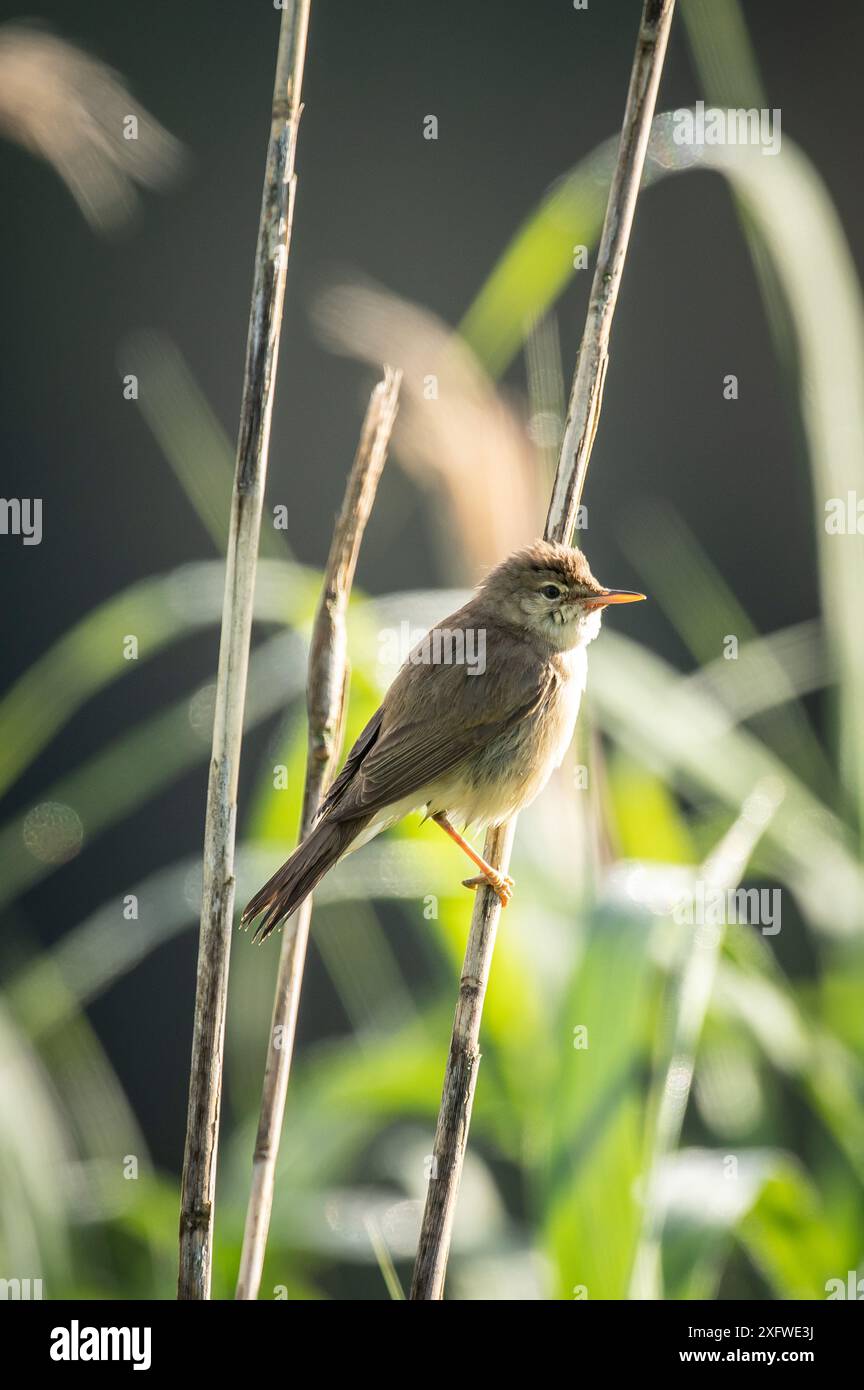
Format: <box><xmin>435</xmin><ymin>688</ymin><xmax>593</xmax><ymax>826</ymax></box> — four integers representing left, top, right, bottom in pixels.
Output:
<box><xmin>480</xmin><ymin>540</ymin><xmax>646</xmax><ymax>651</ymax></box>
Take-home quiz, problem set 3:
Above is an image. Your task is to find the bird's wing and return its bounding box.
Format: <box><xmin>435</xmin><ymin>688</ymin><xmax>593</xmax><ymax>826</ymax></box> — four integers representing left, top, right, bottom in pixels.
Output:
<box><xmin>315</xmin><ymin>705</ymin><xmax>385</xmax><ymax>822</ymax></box>
<box><xmin>328</xmin><ymin>652</ymin><xmax>556</xmax><ymax>822</ymax></box>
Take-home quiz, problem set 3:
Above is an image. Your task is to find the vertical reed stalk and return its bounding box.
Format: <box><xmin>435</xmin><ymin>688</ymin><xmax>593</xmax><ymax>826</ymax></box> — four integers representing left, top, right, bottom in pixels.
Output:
<box><xmin>409</xmin><ymin>0</ymin><xmax>677</xmax><ymax>1301</ymax></box>
<box><xmin>235</xmin><ymin>369</ymin><xmax>401</xmax><ymax>1300</ymax></box>
<box><xmin>178</xmin><ymin>0</ymin><xmax>312</xmax><ymax>1300</ymax></box>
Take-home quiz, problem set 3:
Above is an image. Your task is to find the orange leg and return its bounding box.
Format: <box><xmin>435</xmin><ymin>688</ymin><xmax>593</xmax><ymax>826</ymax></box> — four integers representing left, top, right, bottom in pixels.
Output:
<box><xmin>432</xmin><ymin>813</ymin><xmax>514</xmax><ymax>907</ymax></box>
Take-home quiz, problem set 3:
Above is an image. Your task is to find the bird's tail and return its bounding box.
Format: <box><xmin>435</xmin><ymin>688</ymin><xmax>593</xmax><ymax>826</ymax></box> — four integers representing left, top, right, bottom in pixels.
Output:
<box><xmin>241</xmin><ymin>816</ymin><xmax>367</xmax><ymax>944</ymax></box>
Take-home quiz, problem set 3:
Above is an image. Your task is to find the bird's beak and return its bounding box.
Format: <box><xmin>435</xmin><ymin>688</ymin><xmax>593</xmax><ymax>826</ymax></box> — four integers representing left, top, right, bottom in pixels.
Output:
<box><xmin>583</xmin><ymin>588</ymin><xmax>647</xmax><ymax>611</ymax></box>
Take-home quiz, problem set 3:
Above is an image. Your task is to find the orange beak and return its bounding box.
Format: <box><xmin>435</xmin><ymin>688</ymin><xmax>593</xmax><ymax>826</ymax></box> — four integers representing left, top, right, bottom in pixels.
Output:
<box><xmin>582</xmin><ymin>588</ymin><xmax>647</xmax><ymax>611</ymax></box>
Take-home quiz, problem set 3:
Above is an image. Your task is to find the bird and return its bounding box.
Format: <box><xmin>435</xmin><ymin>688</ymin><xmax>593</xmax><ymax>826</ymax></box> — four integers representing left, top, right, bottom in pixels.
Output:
<box><xmin>241</xmin><ymin>539</ymin><xmax>645</xmax><ymax>942</ymax></box>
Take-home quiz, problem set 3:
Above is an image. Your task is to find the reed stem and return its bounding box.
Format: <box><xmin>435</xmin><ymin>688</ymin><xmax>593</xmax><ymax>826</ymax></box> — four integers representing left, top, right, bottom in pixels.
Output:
<box><xmin>409</xmin><ymin>0</ymin><xmax>677</xmax><ymax>1301</ymax></box>
<box><xmin>235</xmin><ymin>368</ymin><xmax>401</xmax><ymax>1300</ymax></box>
<box><xmin>177</xmin><ymin>0</ymin><xmax>312</xmax><ymax>1301</ymax></box>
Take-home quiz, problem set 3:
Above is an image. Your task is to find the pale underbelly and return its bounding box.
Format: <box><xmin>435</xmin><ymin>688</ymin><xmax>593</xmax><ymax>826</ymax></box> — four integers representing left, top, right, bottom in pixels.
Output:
<box><xmin>428</xmin><ymin>693</ymin><xmax>580</xmax><ymax>828</ymax></box>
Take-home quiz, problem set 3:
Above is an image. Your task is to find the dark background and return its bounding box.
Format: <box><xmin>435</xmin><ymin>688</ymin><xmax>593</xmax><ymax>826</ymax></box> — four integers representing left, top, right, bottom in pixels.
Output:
<box><xmin>1</xmin><ymin>0</ymin><xmax>860</xmax><ymax>1171</ymax></box>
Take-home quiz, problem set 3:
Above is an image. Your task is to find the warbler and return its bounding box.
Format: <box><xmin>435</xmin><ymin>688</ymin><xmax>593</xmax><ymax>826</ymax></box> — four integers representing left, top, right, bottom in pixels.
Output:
<box><xmin>242</xmin><ymin>540</ymin><xmax>645</xmax><ymax>941</ymax></box>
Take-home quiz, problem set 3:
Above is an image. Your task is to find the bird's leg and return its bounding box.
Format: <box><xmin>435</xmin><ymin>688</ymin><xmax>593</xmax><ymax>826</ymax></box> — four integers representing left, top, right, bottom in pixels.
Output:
<box><xmin>431</xmin><ymin>812</ymin><xmax>514</xmax><ymax>907</ymax></box>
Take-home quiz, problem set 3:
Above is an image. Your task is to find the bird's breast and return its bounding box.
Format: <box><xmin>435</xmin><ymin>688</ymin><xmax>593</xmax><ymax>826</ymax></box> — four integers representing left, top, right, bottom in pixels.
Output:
<box><xmin>536</xmin><ymin>644</ymin><xmax>587</xmax><ymax>777</ymax></box>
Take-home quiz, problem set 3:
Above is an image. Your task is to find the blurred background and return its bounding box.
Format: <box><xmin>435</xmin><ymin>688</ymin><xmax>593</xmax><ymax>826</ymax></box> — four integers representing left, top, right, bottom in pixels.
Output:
<box><xmin>1</xmin><ymin>0</ymin><xmax>863</xmax><ymax>1300</ymax></box>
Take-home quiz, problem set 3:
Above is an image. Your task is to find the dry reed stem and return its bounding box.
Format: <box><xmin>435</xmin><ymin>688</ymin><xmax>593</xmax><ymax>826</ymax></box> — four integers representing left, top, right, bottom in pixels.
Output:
<box><xmin>409</xmin><ymin>0</ymin><xmax>677</xmax><ymax>1301</ymax></box>
<box><xmin>235</xmin><ymin>368</ymin><xmax>401</xmax><ymax>1300</ymax></box>
<box><xmin>178</xmin><ymin>0</ymin><xmax>312</xmax><ymax>1301</ymax></box>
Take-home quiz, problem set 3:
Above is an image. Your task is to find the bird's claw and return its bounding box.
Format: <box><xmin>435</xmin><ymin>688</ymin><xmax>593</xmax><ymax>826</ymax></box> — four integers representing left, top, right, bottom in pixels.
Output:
<box><xmin>461</xmin><ymin>872</ymin><xmax>514</xmax><ymax>908</ymax></box>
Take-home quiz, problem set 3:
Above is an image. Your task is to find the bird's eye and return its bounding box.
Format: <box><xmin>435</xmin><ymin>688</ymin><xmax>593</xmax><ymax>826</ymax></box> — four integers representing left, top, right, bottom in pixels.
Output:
<box><xmin>540</xmin><ymin>584</ymin><xmax>562</xmax><ymax>600</ymax></box>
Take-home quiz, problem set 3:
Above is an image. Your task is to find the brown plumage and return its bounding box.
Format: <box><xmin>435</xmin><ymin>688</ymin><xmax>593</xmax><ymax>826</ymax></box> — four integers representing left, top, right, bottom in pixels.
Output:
<box><xmin>241</xmin><ymin>541</ymin><xmax>645</xmax><ymax>941</ymax></box>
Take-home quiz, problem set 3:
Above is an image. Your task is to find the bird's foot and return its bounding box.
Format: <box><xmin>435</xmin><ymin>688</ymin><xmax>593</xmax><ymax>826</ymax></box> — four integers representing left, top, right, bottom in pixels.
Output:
<box><xmin>461</xmin><ymin>871</ymin><xmax>514</xmax><ymax>908</ymax></box>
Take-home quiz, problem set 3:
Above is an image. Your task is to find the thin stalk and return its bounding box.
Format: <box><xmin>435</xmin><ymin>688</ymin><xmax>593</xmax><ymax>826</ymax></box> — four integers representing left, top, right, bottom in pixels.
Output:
<box><xmin>178</xmin><ymin>1</ymin><xmax>311</xmax><ymax>1301</ymax></box>
<box><xmin>409</xmin><ymin>0</ymin><xmax>677</xmax><ymax>1301</ymax></box>
<box><xmin>235</xmin><ymin>369</ymin><xmax>401</xmax><ymax>1301</ymax></box>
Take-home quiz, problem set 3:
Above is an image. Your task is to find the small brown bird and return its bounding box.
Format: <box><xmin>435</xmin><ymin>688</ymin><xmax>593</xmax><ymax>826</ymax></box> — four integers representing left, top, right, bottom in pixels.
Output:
<box><xmin>242</xmin><ymin>540</ymin><xmax>645</xmax><ymax>942</ymax></box>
